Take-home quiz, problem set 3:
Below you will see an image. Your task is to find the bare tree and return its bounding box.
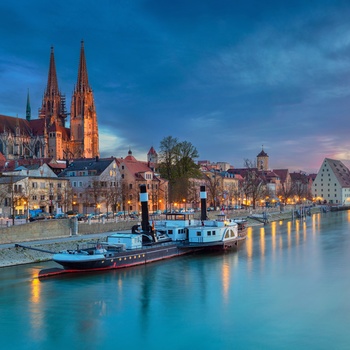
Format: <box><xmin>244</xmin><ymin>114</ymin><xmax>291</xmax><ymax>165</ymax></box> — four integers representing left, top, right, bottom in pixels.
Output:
<box><xmin>241</xmin><ymin>159</ymin><xmax>268</xmax><ymax>209</ymax></box>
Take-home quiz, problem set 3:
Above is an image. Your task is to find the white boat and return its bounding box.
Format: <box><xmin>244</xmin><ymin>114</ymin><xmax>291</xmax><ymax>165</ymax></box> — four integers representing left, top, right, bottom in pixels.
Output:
<box><xmin>152</xmin><ymin>186</ymin><xmax>247</xmax><ymax>250</ymax></box>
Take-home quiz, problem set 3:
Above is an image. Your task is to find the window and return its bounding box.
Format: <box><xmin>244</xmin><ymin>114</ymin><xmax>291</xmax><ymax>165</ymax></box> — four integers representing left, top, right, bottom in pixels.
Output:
<box><xmin>32</xmin><ymin>182</ymin><xmax>38</xmax><ymax>189</ymax></box>
<box><xmin>40</xmin><ymin>195</ymin><xmax>45</xmax><ymax>200</ymax></box>
<box><xmin>129</xmin><ymin>184</ymin><xmax>132</xmax><ymax>189</ymax></box>
<box><xmin>40</xmin><ymin>183</ymin><xmax>45</xmax><ymax>189</ymax></box>
<box><xmin>196</xmin><ymin>231</ymin><xmax>201</xmax><ymax>236</ymax></box>
<box><xmin>32</xmin><ymin>195</ymin><xmax>37</xmax><ymax>200</ymax></box>
<box><xmin>57</xmin><ymin>183</ymin><xmax>62</xmax><ymax>188</ymax></box>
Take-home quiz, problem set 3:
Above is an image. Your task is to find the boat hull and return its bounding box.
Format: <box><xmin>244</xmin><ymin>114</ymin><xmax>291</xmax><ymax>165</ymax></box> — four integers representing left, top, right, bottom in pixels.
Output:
<box><xmin>51</xmin><ymin>243</ymin><xmax>189</xmax><ymax>272</ymax></box>
<box><xmin>180</xmin><ymin>236</ymin><xmax>246</xmax><ymax>251</ymax></box>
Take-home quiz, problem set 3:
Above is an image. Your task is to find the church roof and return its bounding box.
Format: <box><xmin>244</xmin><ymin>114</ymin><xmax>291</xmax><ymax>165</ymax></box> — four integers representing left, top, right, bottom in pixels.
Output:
<box><xmin>0</xmin><ymin>115</ymin><xmax>32</xmax><ymax>135</ymax></box>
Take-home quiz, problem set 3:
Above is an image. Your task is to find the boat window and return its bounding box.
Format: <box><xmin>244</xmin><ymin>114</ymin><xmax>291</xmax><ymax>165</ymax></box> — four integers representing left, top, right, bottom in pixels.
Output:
<box><xmin>212</xmin><ymin>231</ymin><xmax>216</xmax><ymax>235</ymax></box>
<box><xmin>168</xmin><ymin>230</ymin><xmax>173</xmax><ymax>235</ymax></box>
<box><xmin>225</xmin><ymin>232</ymin><xmax>230</xmax><ymax>239</ymax></box>
<box><xmin>196</xmin><ymin>231</ymin><xmax>201</xmax><ymax>236</ymax></box>
<box><xmin>208</xmin><ymin>231</ymin><xmax>211</xmax><ymax>236</ymax></box>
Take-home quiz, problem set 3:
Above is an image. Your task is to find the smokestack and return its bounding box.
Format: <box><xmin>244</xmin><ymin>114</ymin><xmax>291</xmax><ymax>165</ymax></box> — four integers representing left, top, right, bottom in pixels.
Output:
<box><xmin>200</xmin><ymin>185</ymin><xmax>207</xmax><ymax>221</ymax></box>
<box><xmin>140</xmin><ymin>184</ymin><xmax>150</xmax><ymax>232</ymax></box>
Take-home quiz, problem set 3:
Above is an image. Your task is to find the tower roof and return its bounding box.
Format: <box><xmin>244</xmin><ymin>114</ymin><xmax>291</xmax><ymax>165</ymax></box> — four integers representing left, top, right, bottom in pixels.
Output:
<box><xmin>76</xmin><ymin>40</ymin><xmax>90</xmax><ymax>92</ymax></box>
<box><xmin>46</xmin><ymin>47</ymin><xmax>59</xmax><ymax>96</ymax></box>
<box><xmin>148</xmin><ymin>146</ymin><xmax>157</xmax><ymax>155</ymax></box>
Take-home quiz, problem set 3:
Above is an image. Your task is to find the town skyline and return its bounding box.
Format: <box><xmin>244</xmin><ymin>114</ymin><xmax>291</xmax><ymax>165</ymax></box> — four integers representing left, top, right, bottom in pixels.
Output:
<box><xmin>1</xmin><ymin>1</ymin><xmax>350</xmax><ymax>173</ymax></box>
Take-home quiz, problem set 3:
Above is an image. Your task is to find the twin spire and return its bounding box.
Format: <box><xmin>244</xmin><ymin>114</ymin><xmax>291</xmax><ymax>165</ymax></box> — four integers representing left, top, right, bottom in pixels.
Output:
<box><xmin>76</xmin><ymin>40</ymin><xmax>90</xmax><ymax>93</ymax></box>
<box><xmin>46</xmin><ymin>46</ymin><xmax>59</xmax><ymax>96</ymax></box>
<box><xmin>45</xmin><ymin>41</ymin><xmax>90</xmax><ymax>97</ymax></box>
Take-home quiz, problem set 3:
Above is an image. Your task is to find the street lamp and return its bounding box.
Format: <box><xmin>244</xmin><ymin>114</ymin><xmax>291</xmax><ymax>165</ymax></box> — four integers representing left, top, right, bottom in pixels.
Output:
<box><xmin>97</xmin><ymin>203</ymin><xmax>101</xmax><ymax>221</ymax></box>
<box><xmin>182</xmin><ymin>198</ymin><xmax>186</xmax><ymax>211</ymax></box>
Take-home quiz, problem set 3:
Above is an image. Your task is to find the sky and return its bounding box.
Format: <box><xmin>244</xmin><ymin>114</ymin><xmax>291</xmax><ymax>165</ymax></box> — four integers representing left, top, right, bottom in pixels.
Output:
<box><xmin>1</xmin><ymin>0</ymin><xmax>350</xmax><ymax>173</ymax></box>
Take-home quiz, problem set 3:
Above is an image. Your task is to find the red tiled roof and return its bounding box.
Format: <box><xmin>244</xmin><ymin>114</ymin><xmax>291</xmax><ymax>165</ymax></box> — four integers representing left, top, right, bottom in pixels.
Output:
<box><xmin>148</xmin><ymin>146</ymin><xmax>157</xmax><ymax>155</ymax></box>
<box><xmin>0</xmin><ymin>158</ymin><xmax>54</xmax><ymax>172</ymax></box>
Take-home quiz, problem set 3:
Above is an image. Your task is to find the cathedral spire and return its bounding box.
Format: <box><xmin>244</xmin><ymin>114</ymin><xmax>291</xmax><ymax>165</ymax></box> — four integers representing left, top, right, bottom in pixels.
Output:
<box><xmin>46</xmin><ymin>46</ymin><xmax>59</xmax><ymax>96</ymax></box>
<box><xmin>76</xmin><ymin>40</ymin><xmax>90</xmax><ymax>92</ymax></box>
<box><xmin>26</xmin><ymin>89</ymin><xmax>31</xmax><ymax>121</ymax></box>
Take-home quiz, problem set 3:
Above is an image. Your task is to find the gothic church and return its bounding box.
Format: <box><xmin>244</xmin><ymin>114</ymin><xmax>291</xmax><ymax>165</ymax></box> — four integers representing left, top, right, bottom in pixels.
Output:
<box><xmin>0</xmin><ymin>41</ymin><xmax>99</xmax><ymax>161</ymax></box>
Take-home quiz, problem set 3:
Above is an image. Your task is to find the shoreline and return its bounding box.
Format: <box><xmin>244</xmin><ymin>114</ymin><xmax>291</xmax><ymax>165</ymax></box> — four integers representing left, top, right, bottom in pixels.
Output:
<box><xmin>0</xmin><ymin>207</ymin><xmax>322</xmax><ymax>268</ymax></box>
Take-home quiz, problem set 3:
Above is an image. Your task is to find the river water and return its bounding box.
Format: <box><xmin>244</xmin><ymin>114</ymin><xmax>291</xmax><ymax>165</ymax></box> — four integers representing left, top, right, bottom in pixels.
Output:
<box><xmin>1</xmin><ymin>211</ymin><xmax>350</xmax><ymax>350</ymax></box>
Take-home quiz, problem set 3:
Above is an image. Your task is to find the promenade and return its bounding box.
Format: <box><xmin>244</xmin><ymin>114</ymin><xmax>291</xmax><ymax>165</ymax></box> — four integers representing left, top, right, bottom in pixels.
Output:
<box><xmin>0</xmin><ymin>205</ymin><xmax>323</xmax><ymax>268</ymax></box>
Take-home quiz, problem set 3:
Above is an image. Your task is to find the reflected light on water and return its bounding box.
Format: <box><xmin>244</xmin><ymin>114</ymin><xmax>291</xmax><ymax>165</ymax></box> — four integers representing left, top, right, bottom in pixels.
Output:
<box><xmin>245</xmin><ymin>227</ymin><xmax>253</xmax><ymax>274</ymax></box>
<box><xmin>30</xmin><ymin>276</ymin><xmax>40</xmax><ymax>304</ymax></box>
<box><xmin>221</xmin><ymin>262</ymin><xmax>230</xmax><ymax>304</ymax></box>
<box><xmin>29</xmin><ymin>273</ymin><xmax>44</xmax><ymax>336</ymax></box>
<box><xmin>259</xmin><ymin>227</ymin><xmax>265</xmax><ymax>259</ymax></box>
<box><xmin>271</xmin><ymin>222</ymin><xmax>276</xmax><ymax>258</ymax></box>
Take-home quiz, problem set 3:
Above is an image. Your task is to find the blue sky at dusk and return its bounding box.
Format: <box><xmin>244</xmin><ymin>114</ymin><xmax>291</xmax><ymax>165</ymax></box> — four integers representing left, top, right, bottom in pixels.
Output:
<box><xmin>1</xmin><ymin>0</ymin><xmax>350</xmax><ymax>173</ymax></box>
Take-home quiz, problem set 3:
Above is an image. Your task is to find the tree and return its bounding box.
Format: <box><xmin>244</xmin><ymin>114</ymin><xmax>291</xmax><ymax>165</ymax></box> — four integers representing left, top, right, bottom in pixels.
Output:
<box><xmin>158</xmin><ymin>136</ymin><xmax>201</xmax><ymax>203</ymax></box>
<box><xmin>241</xmin><ymin>159</ymin><xmax>268</xmax><ymax>209</ymax></box>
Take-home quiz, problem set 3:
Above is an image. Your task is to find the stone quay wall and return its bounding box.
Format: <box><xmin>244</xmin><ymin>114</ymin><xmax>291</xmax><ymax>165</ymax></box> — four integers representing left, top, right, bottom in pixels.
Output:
<box><xmin>0</xmin><ymin>218</ymin><xmax>136</xmax><ymax>245</ymax></box>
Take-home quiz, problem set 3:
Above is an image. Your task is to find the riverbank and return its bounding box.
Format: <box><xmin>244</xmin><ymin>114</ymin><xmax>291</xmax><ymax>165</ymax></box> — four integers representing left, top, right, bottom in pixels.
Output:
<box><xmin>0</xmin><ymin>206</ymin><xmax>323</xmax><ymax>268</ymax></box>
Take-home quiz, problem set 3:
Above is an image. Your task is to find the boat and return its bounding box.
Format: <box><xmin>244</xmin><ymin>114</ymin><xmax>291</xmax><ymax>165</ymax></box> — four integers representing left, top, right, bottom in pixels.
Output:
<box><xmin>40</xmin><ymin>184</ymin><xmax>192</xmax><ymax>276</ymax></box>
<box><xmin>37</xmin><ymin>185</ymin><xmax>246</xmax><ymax>277</ymax></box>
<box><xmin>152</xmin><ymin>186</ymin><xmax>247</xmax><ymax>250</ymax></box>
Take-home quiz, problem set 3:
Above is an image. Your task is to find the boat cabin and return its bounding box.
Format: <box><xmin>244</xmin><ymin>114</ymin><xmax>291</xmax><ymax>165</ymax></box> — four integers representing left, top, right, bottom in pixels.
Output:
<box><xmin>152</xmin><ymin>213</ymin><xmax>196</xmax><ymax>242</ymax></box>
<box><xmin>108</xmin><ymin>233</ymin><xmax>142</xmax><ymax>249</ymax></box>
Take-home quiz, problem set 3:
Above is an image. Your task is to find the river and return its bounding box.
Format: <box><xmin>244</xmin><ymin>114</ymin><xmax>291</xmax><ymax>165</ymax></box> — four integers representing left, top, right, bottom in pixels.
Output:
<box><xmin>1</xmin><ymin>211</ymin><xmax>350</xmax><ymax>350</ymax></box>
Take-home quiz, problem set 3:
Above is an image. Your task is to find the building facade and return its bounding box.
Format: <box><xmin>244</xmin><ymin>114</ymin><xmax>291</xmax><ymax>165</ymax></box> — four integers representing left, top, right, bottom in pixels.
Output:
<box><xmin>312</xmin><ymin>158</ymin><xmax>350</xmax><ymax>204</ymax></box>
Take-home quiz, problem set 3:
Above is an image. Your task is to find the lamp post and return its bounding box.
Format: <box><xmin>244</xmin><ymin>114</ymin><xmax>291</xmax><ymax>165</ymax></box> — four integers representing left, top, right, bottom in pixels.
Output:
<box><xmin>97</xmin><ymin>203</ymin><xmax>101</xmax><ymax>221</ymax></box>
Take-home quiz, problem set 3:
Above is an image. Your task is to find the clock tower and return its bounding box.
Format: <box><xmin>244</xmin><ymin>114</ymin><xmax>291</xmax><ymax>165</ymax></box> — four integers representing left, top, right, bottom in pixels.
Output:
<box><xmin>257</xmin><ymin>146</ymin><xmax>269</xmax><ymax>171</ymax></box>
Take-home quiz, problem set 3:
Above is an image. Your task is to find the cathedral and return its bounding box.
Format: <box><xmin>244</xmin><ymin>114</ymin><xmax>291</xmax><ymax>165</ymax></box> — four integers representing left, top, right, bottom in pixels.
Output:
<box><xmin>0</xmin><ymin>41</ymin><xmax>99</xmax><ymax>161</ymax></box>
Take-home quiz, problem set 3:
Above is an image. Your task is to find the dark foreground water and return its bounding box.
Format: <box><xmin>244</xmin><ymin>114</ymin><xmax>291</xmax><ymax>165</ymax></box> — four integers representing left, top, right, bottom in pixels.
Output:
<box><xmin>1</xmin><ymin>211</ymin><xmax>350</xmax><ymax>350</ymax></box>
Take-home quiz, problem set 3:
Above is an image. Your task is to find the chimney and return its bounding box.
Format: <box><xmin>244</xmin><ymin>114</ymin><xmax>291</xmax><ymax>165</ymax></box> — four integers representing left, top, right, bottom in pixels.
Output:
<box><xmin>200</xmin><ymin>185</ymin><xmax>207</xmax><ymax>221</ymax></box>
<box><xmin>140</xmin><ymin>184</ymin><xmax>150</xmax><ymax>233</ymax></box>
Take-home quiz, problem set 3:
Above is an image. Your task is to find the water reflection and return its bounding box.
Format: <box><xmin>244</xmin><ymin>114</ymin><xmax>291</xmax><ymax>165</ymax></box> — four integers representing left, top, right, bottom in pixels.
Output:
<box><xmin>4</xmin><ymin>211</ymin><xmax>350</xmax><ymax>349</ymax></box>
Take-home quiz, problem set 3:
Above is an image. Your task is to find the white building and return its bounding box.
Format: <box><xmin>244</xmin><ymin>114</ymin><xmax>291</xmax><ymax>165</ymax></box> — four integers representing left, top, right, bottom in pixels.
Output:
<box><xmin>312</xmin><ymin>158</ymin><xmax>350</xmax><ymax>205</ymax></box>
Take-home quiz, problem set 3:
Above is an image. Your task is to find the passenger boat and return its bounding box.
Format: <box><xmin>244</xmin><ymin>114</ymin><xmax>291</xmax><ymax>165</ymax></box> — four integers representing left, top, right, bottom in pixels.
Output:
<box><xmin>152</xmin><ymin>186</ymin><xmax>247</xmax><ymax>250</ymax></box>
<box><xmin>38</xmin><ymin>185</ymin><xmax>247</xmax><ymax>277</ymax></box>
<box><xmin>41</xmin><ymin>185</ymin><xmax>192</xmax><ymax>276</ymax></box>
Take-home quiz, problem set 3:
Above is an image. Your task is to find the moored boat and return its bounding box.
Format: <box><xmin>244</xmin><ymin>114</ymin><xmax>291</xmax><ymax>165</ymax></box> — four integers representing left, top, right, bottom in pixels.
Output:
<box><xmin>38</xmin><ymin>185</ymin><xmax>247</xmax><ymax>277</ymax></box>
<box><xmin>42</xmin><ymin>184</ymin><xmax>193</xmax><ymax>276</ymax></box>
<box><xmin>152</xmin><ymin>186</ymin><xmax>247</xmax><ymax>250</ymax></box>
